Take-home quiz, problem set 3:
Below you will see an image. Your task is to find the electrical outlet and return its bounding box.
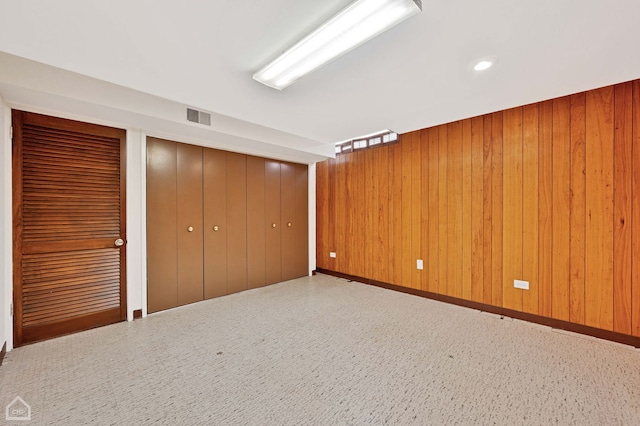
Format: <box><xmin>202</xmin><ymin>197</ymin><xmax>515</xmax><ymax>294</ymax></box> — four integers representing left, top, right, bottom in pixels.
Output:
<box><xmin>416</xmin><ymin>259</ymin><xmax>424</xmax><ymax>270</ymax></box>
<box><xmin>514</xmin><ymin>280</ymin><xmax>529</xmax><ymax>290</ymax></box>
<box><xmin>329</xmin><ymin>252</ymin><xmax>337</xmax><ymax>258</ymax></box>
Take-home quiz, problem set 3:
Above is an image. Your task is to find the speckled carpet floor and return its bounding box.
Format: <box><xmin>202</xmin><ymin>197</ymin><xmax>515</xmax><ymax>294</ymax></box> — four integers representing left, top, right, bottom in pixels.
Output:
<box><xmin>1</xmin><ymin>274</ymin><xmax>639</xmax><ymax>425</ymax></box>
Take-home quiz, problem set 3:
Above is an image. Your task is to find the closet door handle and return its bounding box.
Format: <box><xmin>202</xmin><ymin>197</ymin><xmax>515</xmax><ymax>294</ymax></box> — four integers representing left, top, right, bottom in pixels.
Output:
<box><xmin>187</xmin><ymin>226</ymin><xmax>194</xmax><ymax>232</ymax></box>
<box><xmin>287</xmin><ymin>222</ymin><xmax>292</xmax><ymax>227</ymax></box>
<box><xmin>213</xmin><ymin>226</ymin><xmax>219</xmax><ymax>231</ymax></box>
<box><xmin>271</xmin><ymin>223</ymin><xmax>277</xmax><ymax>228</ymax></box>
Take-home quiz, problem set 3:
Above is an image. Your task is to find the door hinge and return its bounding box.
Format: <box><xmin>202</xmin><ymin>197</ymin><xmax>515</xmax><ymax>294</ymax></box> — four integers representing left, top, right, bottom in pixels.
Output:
<box><xmin>10</xmin><ymin>303</ymin><xmax>13</xmax><ymax>316</ymax></box>
<box><xmin>9</xmin><ymin>126</ymin><xmax>13</xmax><ymax>140</ymax></box>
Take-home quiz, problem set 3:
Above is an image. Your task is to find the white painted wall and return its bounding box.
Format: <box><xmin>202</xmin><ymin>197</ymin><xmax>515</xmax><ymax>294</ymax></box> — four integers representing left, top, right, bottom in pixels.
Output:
<box><xmin>125</xmin><ymin>130</ymin><xmax>146</xmax><ymax>320</ymax></box>
<box><xmin>0</xmin><ymin>97</ymin><xmax>11</xmax><ymax>352</ymax></box>
<box><xmin>308</xmin><ymin>163</ymin><xmax>317</xmax><ymax>274</ymax></box>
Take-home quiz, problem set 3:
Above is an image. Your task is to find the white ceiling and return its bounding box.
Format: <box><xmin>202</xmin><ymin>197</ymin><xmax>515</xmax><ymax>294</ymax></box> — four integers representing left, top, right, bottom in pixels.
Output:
<box><xmin>1</xmin><ymin>0</ymin><xmax>639</xmax><ymax>162</ymax></box>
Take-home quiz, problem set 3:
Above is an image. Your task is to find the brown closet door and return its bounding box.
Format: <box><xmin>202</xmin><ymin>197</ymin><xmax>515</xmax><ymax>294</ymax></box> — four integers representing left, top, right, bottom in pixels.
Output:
<box><xmin>246</xmin><ymin>156</ymin><xmax>266</xmax><ymax>289</ymax></box>
<box><xmin>177</xmin><ymin>143</ymin><xmax>204</xmax><ymax>306</ymax></box>
<box><xmin>12</xmin><ymin>110</ymin><xmax>127</xmax><ymax>346</ymax></box>
<box><xmin>280</xmin><ymin>162</ymin><xmax>297</xmax><ymax>281</ymax></box>
<box><xmin>203</xmin><ymin>149</ymin><xmax>227</xmax><ymax>299</ymax></box>
<box><xmin>147</xmin><ymin>138</ymin><xmax>178</xmax><ymax>313</ymax></box>
<box><xmin>294</xmin><ymin>164</ymin><xmax>309</xmax><ymax>278</ymax></box>
<box><xmin>265</xmin><ymin>160</ymin><xmax>282</xmax><ymax>285</ymax></box>
<box><xmin>226</xmin><ymin>153</ymin><xmax>248</xmax><ymax>294</ymax></box>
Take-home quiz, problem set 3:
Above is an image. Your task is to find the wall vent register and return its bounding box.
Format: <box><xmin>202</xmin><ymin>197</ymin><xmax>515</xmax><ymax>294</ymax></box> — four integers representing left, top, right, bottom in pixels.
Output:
<box><xmin>186</xmin><ymin>108</ymin><xmax>211</xmax><ymax>126</ymax></box>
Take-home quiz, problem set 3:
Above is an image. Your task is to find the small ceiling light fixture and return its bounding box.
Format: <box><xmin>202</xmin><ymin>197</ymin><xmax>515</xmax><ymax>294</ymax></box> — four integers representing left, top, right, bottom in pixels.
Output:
<box><xmin>473</xmin><ymin>60</ymin><xmax>493</xmax><ymax>71</ymax></box>
<box><xmin>253</xmin><ymin>0</ymin><xmax>423</xmax><ymax>90</ymax></box>
<box><xmin>471</xmin><ymin>55</ymin><xmax>499</xmax><ymax>72</ymax></box>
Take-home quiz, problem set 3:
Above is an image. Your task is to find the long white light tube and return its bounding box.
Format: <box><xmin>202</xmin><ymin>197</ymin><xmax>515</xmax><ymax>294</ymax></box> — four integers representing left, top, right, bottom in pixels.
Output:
<box><xmin>253</xmin><ymin>0</ymin><xmax>422</xmax><ymax>90</ymax></box>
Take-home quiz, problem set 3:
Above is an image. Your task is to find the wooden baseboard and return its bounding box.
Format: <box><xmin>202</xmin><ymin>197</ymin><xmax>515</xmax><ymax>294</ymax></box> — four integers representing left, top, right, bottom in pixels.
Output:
<box><xmin>133</xmin><ymin>309</ymin><xmax>142</xmax><ymax>319</ymax></box>
<box><xmin>0</xmin><ymin>342</ymin><xmax>6</xmax><ymax>367</ymax></box>
<box><xmin>316</xmin><ymin>268</ymin><xmax>640</xmax><ymax>348</ymax></box>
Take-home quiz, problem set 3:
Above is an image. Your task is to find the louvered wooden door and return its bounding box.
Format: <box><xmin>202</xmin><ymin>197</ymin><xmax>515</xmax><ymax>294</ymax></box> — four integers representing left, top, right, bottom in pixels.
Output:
<box><xmin>12</xmin><ymin>111</ymin><xmax>127</xmax><ymax>346</ymax></box>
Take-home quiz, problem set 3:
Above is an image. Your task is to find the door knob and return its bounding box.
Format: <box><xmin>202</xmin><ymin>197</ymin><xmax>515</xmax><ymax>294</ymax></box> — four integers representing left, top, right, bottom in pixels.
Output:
<box><xmin>272</xmin><ymin>223</ymin><xmax>277</xmax><ymax>228</ymax></box>
<box><xmin>187</xmin><ymin>226</ymin><xmax>194</xmax><ymax>232</ymax></box>
<box><xmin>213</xmin><ymin>226</ymin><xmax>219</xmax><ymax>231</ymax></box>
<box><xmin>114</xmin><ymin>238</ymin><xmax>125</xmax><ymax>247</ymax></box>
<box><xmin>287</xmin><ymin>222</ymin><xmax>292</xmax><ymax>227</ymax></box>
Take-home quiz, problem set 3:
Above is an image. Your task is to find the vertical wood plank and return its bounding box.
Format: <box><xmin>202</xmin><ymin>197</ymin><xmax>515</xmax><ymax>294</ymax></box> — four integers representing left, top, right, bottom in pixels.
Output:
<box><xmin>447</xmin><ymin>121</ymin><xmax>463</xmax><ymax>298</ymax></box>
<box><xmin>387</xmin><ymin>146</ymin><xmax>396</xmax><ymax>283</ymax></box>
<box><xmin>569</xmin><ymin>93</ymin><xmax>586</xmax><ymax>324</ymax></box>
<box><xmin>390</xmin><ymin>143</ymin><xmax>404</xmax><ymax>285</ymax></box>
<box><xmin>402</xmin><ymin>135</ymin><xmax>414</xmax><ymax>288</ymax></box>
<box><xmin>552</xmin><ymin>96</ymin><xmax>571</xmax><ymax>321</ymax></box>
<box><xmin>335</xmin><ymin>154</ymin><xmax>347</xmax><ymax>273</ymax></box>
<box><xmin>365</xmin><ymin>150</ymin><xmax>376</xmax><ymax>280</ymax></box>
<box><xmin>438</xmin><ymin>125</ymin><xmax>449</xmax><ymax>295</ymax></box>
<box><xmin>502</xmin><ymin>107</ymin><xmax>523</xmax><ymax>311</ymax></box>
<box><xmin>482</xmin><ymin>114</ymin><xmax>493</xmax><ymax>305</ymax></box>
<box><xmin>420</xmin><ymin>129</ymin><xmax>430</xmax><ymax>291</ymax></box>
<box><xmin>352</xmin><ymin>151</ymin><xmax>366</xmax><ymax>278</ymax></box>
<box><xmin>613</xmin><ymin>82</ymin><xmax>633</xmax><ymax>334</ymax></box>
<box><xmin>377</xmin><ymin>146</ymin><xmax>391</xmax><ymax>283</ymax></box>
<box><xmin>491</xmin><ymin>112</ymin><xmax>504</xmax><ymax>307</ymax></box>
<box><xmin>315</xmin><ymin>160</ymin><xmax>328</xmax><ymax>270</ymax></box>
<box><xmin>327</xmin><ymin>158</ymin><xmax>337</xmax><ymax>271</ymax></box>
<box><xmin>462</xmin><ymin>119</ymin><xmax>473</xmax><ymax>300</ymax></box>
<box><xmin>428</xmin><ymin>128</ymin><xmax>440</xmax><ymax>293</ymax></box>
<box><xmin>538</xmin><ymin>100</ymin><xmax>554</xmax><ymax>317</ymax></box>
<box><xmin>632</xmin><ymin>80</ymin><xmax>640</xmax><ymax>337</ymax></box>
<box><xmin>344</xmin><ymin>152</ymin><xmax>354</xmax><ymax>274</ymax></box>
<box><xmin>523</xmin><ymin>104</ymin><xmax>540</xmax><ymax>314</ymax></box>
<box><xmin>410</xmin><ymin>132</ymin><xmax>423</xmax><ymax>289</ymax></box>
<box><xmin>585</xmin><ymin>87</ymin><xmax>615</xmax><ymax>330</ymax></box>
<box><xmin>470</xmin><ymin>116</ymin><xmax>484</xmax><ymax>303</ymax></box>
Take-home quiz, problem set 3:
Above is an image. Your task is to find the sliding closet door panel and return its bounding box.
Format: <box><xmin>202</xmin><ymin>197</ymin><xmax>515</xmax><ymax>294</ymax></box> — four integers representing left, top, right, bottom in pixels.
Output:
<box><xmin>226</xmin><ymin>153</ymin><xmax>248</xmax><ymax>294</ymax></box>
<box><xmin>176</xmin><ymin>143</ymin><xmax>204</xmax><ymax>306</ymax></box>
<box><xmin>281</xmin><ymin>162</ymin><xmax>297</xmax><ymax>281</ymax></box>
<box><xmin>203</xmin><ymin>149</ymin><xmax>228</xmax><ymax>299</ymax></box>
<box><xmin>247</xmin><ymin>156</ymin><xmax>266</xmax><ymax>289</ymax></box>
<box><xmin>265</xmin><ymin>160</ymin><xmax>282</xmax><ymax>285</ymax></box>
<box><xmin>294</xmin><ymin>164</ymin><xmax>309</xmax><ymax>277</ymax></box>
<box><xmin>147</xmin><ymin>138</ymin><xmax>178</xmax><ymax>313</ymax></box>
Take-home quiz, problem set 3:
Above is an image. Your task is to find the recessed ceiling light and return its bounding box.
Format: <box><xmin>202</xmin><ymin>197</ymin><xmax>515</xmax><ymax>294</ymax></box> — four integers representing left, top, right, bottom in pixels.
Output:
<box><xmin>471</xmin><ymin>55</ymin><xmax>499</xmax><ymax>72</ymax></box>
<box><xmin>473</xmin><ymin>60</ymin><xmax>493</xmax><ymax>71</ymax></box>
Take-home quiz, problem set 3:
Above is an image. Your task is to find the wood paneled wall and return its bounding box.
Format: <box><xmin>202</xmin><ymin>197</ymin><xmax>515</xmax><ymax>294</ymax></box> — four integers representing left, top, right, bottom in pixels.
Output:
<box><xmin>316</xmin><ymin>79</ymin><xmax>640</xmax><ymax>337</ymax></box>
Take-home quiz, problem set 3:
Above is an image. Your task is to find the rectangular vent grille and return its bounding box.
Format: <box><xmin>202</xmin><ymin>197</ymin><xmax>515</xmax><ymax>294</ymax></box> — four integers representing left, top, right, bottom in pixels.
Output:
<box><xmin>186</xmin><ymin>108</ymin><xmax>211</xmax><ymax>126</ymax></box>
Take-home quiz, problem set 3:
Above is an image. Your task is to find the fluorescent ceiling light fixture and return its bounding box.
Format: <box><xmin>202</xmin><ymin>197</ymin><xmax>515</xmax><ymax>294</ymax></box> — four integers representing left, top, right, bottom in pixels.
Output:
<box><xmin>253</xmin><ymin>0</ymin><xmax>422</xmax><ymax>90</ymax></box>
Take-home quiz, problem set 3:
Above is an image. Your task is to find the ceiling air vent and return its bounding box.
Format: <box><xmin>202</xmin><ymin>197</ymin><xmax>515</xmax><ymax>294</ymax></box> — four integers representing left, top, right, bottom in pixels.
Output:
<box><xmin>186</xmin><ymin>108</ymin><xmax>211</xmax><ymax>126</ymax></box>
